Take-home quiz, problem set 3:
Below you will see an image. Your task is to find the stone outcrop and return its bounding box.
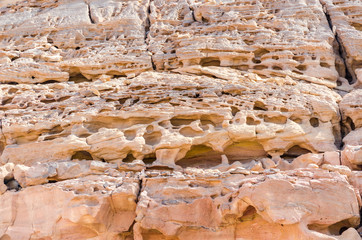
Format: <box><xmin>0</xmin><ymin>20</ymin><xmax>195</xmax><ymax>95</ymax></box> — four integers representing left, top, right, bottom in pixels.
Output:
<box><xmin>0</xmin><ymin>71</ymin><xmax>341</xmax><ymax>168</ymax></box>
<box><xmin>0</xmin><ymin>0</ymin><xmax>152</xmax><ymax>83</ymax></box>
<box><xmin>149</xmin><ymin>0</ymin><xmax>339</xmax><ymax>88</ymax></box>
<box><xmin>136</xmin><ymin>169</ymin><xmax>360</xmax><ymax>240</ymax></box>
<box><xmin>0</xmin><ymin>174</ymin><xmax>139</xmax><ymax>239</ymax></box>
<box><xmin>0</xmin><ymin>0</ymin><xmax>361</xmax><ymax>239</ymax></box>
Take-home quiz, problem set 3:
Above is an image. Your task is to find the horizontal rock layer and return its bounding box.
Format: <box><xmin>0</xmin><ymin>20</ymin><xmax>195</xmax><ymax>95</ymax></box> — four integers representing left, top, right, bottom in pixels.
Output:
<box><xmin>0</xmin><ymin>71</ymin><xmax>341</xmax><ymax>168</ymax></box>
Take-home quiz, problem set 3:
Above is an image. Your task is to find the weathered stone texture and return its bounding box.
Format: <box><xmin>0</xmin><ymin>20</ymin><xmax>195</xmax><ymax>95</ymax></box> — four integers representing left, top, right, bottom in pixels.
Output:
<box><xmin>148</xmin><ymin>0</ymin><xmax>339</xmax><ymax>87</ymax></box>
<box><xmin>135</xmin><ymin>169</ymin><xmax>360</xmax><ymax>240</ymax></box>
<box><xmin>0</xmin><ymin>0</ymin><xmax>361</xmax><ymax>239</ymax></box>
<box><xmin>0</xmin><ymin>0</ymin><xmax>152</xmax><ymax>83</ymax></box>
<box><xmin>0</xmin><ymin>174</ymin><xmax>139</xmax><ymax>239</ymax></box>
<box><xmin>0</xmin><ymin>71</ymin><xmax>341</xmax><ymax>169</ymax></box>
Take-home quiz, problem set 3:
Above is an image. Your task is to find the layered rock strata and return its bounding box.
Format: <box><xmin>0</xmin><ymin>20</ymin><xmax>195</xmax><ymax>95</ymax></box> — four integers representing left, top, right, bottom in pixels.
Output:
<box><xmin>148</xmin><ymin>0</ymin><xmax>339</xmax><ymax>88</ymax></box>
<box><xmin>0</xmin><ymin>71</ymin><xmax>341</xmax><ymax>168</ymax></box>
<box><xmin>0</xmin><ymin>0</ymin><xmax>361</xmax><ymax>239</ymax></box>
<box><xmin>0</xmin><ymin>0</ymin><xmax>152</xmax><ymax>83</ymax></box>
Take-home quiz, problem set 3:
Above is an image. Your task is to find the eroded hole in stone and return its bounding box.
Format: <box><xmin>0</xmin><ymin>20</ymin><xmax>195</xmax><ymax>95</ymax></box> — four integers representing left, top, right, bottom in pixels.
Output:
<box><xmin>71</xmin><ymin>151</ymin><xmax>93</xmax><ymax>160</ymax></box>
<box><xmin>296</xmin><ymin>65</ymin><xmax>307</xmax><ymax>71</ymax></box>
<box><xmin>253</xmin><ymin>101</ymin><xmax>267</xmax><ymax>111</ymax></box>
<box><xmin>272</xmin><ymin>66</ymin><xmax>282</xmax><ymax>70</ymax></box>
<box><xmin>290</xmin><ymin>117</ymin><xmax>302</xmax><ymax>124</ymax></box>
<box><xmin>252</xmin><ymin>58</ymin><xmax>261</xmax><ymax>64</ymax></box>
<box><xmin>77</xmin><ymin>133</ymin><xmax>91</xmax><ymax>138</ymax></box>
<box><xmin>231</xmin><ymin>106</ymin><xmax>239</xmax><ymax>116</ymax></box>
<box><xmin>8</xmin><ymin>88</ymin><xmax>18</xmax><ymax>94</ymax></box>
<box><xmin>2</xmin><ymin>97</ymin><xmax>13</xmax><ymax>105</ymax></box>
<box><xmin>143</xmin><ymin>131</ymin><xmax>162</xmax><ymax>146</ymax></box>
<box><xmin>143</xmin><ymin>154</ymin><xmax>156</xmax><ymax>165</ymax></box>
<box><xmin>200</xmin><ymin>119</ymin><xmax>216</xmax><ymax>128</ymax></box>
<box><xmin>254</xmin><ymin>48</ymin><xmax>270</xmax><ymax>59</ymax></box>
<box><xmin>281</xmin><ymin>145</ymin><xmax>311</xmax><ymax>161</ymax></box>
<box><xmin>308</xmin><ymin>219</ymin><xmax>355</xmax><ymax>236</ymax></box>
<box><xmin>69</xmin><ymin>73</ymin><xmax>89</xmax><ymax>83</ymax></box>
<box><xmin>346</xmin><ymin>117</ymin><xmax>356</xmax><ymax>131</ymax></box>
<box><xmin>254</xmin><ymin>65</ymin><xmax>268</xmax><ymax>70</ymax></box>
<box><xmin>158</xmin><ymin>120</ymin><xmax>169</xmax><ymax>128</ymax></box>
<box><xmin>351</xmin><ymin>22</ymin><xmax>362</xmax><ymax>31</ymax></box>
<box><xmin>225</xmin><ymin>141</ymin><xmax>267</xmax><ymax>163</ymax></box>
<box><xmin>200</xmin><ymin>114</ymin><xmax>223</xmax><ymax>128</ymax></box>
<box><xmin>118</xmin><ymin>98</ymin><xmax>129</xmax><ymax>104</ymax></box>
<box><xmin>339</xmin><ymin>227</ymin><xmax>348</xmax><ymax>235</ymax></box>
<box><xmin>237</xmin><ymin>65</ymin><xmax>249</xmax><ymax>71</ymax></box>
<box><xmin>49</xmin><ymin>125</ymin><xmax>63</xmax><ymax>134</ymax></box>
<box><xmin>4</xmin><ymin>177</ymin><xmax>20</xmax><ymax>191</ymax></box>
<box><xmin>179</xmin><ymin>127</ymin><xmax>204</xmax><ymax>137</ymax></box>
<box><xmin>170</xmin><ymin>117</ymin><xmax>195</xmax><ymax>127</ymax></box>
<box><xmin>124</xmin><ymin>129</ymin><xmax>137</xmax><ymax>141</ymax></box>
<box><xmin>246</xmin><ymin>117</ymin><xmax>260</xmax><ymax>125</ymax></box>
<box><xmin>123</xmin><ymin>153</ymin><xmax>136</xmax><ymax>163</ymax></box>
<box><xmin>292</xmin><ymin>70</ymin><xmax>303</xmax><ymax>75</ymax></box>
<box><xmin>309</xmin><ymin>117</ymin><xmax>319</xmax><ymax>127</ymax></box>
<box><xmin>200</xmin><ymin>57</ymin><xmax>220</xmax><ymax>67</ymax></box>
<box><xmin>292</xmin><ymin>56</ymin><xmax>305</xmax><ymax>63</ymax></box>
<box><xmin>40</xmin><ymin>98</ymin><xmax>57</xmax><ymax>104</ymax></box>
<box><xmin>238</xmin><ymin>206</ymin><xmax>257</xmax><ymax>222</ymax></box>
<box><xmin>146</xmin><ymin>125</ymin><xmax>154</xmax><ymax>133</ymax></box>
<box><xmin>176</xmin><ymin>145</ymin><xmax>222</xmax><ymax>168</ymax></box>
<box><xmin>41</xmin><ymin>80</ymin><xmax>59</xmax><ymax>84</ymax></box>
<box><xmin>320</xmin><ymin>62</ymin><xmax>330</xmax><ymax>68</ymax></box>
<box><xmin>264</xmin><ymin>115</ymin><xmax>287</xmax><ymax>124</ymax></box>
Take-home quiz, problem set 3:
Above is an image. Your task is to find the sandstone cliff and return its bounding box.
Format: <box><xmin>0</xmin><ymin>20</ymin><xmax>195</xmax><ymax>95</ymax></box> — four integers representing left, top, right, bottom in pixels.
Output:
<box><xmin>0</xmin><ymin>0</ymin><xmax>361</xmax><ymax>239</ymax></box>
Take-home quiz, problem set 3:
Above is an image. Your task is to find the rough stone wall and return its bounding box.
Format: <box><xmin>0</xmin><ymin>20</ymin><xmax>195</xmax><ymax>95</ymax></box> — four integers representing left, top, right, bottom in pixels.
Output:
<box><xmin>0</xmin><ymin>0</ymin><xmax>361</xmax><ymax>239</ymax></box>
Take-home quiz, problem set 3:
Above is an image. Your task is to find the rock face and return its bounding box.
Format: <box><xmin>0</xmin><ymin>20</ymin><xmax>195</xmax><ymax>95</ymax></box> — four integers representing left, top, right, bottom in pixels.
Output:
<box><xmin>136</xmin><ymin>169</ymin><xmax>360</xmax><ymax>240</ymax></box>
<box><xmin>0</xmin><ymin>0</ymin><xmax>152</xmax><ymax>83</ymax></box>
<box><xmin>320</xmin><ymin>0</ymin><xmax>362</xmax><ymax>84</ymax></box>
<box><xmin>149</xmin><ymin>0</ymin><xmax>339</xmax><ymax>87</ymax></box>
<box><xmin>0</xmin><ymin>0</ymin><xmax>361</xmax><ymax>240</ymax></box>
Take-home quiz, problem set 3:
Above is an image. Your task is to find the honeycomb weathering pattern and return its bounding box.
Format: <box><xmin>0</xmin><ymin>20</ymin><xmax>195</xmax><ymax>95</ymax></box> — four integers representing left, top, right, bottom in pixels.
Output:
<box><xmin>0</xmin><ymin>0</ymin><xmax>361</xmax><ymax>239</ymax></box>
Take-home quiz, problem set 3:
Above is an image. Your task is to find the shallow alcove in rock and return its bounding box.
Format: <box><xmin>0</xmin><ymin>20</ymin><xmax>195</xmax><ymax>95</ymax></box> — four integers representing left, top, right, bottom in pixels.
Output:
<box><xmin>71</xmin><ymin>151</ymin><xmax>93</xmax><ymax>160</ymax></box>
<box><xmin>123</xmin><ymin>153</ymin><xmax>136</xmax><ymax>163</ymax></box>
<box><xmin>142</xmin><ymin>154</ymin><xmax>157</xmax><ymax>165</ymax></box>
<box><xmin>281</xmin><ymin>145</ymin><xmax>312</xmax><ymax>162</ymax></box>
<box><xmin>176</xmin><ymin>145</ymin><xmax>222</xmax><ymax>169</ymax></box>
<box><xmin>225</xmin><ymin>141</ymin><xmax>267</xmax><ymax>163</ymax></box>
<box><xmin>4</xmin><ymin>177</ymin><xmax>20</xmax><ymax>191</ymax></box>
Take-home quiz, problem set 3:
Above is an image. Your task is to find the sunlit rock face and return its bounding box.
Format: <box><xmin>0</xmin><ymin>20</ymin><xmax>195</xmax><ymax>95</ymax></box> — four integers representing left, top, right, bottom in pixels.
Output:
<box><xmin>0</xmin><ymin>0</ymin><xmax>361</xmax><ymax>239</ymax></box>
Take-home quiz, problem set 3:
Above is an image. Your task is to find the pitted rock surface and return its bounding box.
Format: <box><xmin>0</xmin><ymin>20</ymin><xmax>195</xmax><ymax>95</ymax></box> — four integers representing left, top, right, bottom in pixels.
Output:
<box><xmin>0</xmin><ymin>0</ymin><xmax>362</xmax><ymax>239</ymax></box>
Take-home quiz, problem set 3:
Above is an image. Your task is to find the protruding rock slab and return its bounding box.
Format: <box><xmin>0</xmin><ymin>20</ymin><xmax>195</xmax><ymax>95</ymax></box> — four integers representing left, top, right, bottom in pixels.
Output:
<box><xmin>0</xmin><ymin>0</ymin><xmax>152</xmax><ymax>83</ymax></box>
<box><xmin>148</xmin><ymin>0</ymin><xmax>338</xmax><ymax>87</ymax></box>
<box><xmin>0</xmin><ymin>71</ymin><xmax>341</xmax><ymax>167</ymax></box>
<box><xmin>0</xmin><ymin>174</ymin><xmax>139</xmax><ymax>239</ymax></box>
<box><xmin>135</xmin><ymin>169</ymin><xmax>360</xmax><ymax>240</ymax></box>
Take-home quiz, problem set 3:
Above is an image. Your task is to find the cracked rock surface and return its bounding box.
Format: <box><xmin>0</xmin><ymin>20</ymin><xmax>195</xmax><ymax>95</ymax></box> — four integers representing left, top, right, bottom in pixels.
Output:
<box><xmin>0</xmin><ymin>0</ymin><xmax>362</xmax><ymax>239</ymax></box>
